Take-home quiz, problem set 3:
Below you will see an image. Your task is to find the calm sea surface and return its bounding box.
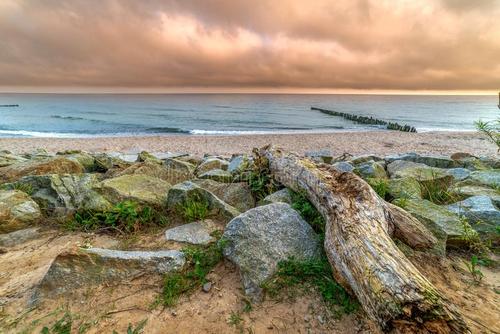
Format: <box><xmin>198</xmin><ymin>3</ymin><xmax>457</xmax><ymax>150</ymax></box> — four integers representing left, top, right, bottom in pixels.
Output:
<box><xmin>0</xmin><ymin>94</ymin><xmax>497</xmax><ymax>137</ymax></box>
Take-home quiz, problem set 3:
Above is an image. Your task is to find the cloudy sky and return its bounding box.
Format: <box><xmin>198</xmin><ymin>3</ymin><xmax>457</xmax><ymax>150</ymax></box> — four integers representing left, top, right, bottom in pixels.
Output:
<box><xmin>0</xmin><ymin>0</ymin><xmax>499</xmax><ymax>93</ymax></box>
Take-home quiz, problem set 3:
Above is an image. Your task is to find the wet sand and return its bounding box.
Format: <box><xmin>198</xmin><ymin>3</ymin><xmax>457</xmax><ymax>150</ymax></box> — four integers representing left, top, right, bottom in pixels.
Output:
<box><xmin>0</xmin><ymin>131</ymin><xmax>496</xmax><ymax>157</ymax></box>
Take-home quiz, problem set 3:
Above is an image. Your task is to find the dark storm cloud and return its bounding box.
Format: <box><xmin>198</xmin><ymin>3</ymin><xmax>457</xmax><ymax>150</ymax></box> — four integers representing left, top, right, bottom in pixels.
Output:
<box><xmin>0</xmin><ymin>0</ymin><xmax>499</xmax><ymax>91</ymax></box>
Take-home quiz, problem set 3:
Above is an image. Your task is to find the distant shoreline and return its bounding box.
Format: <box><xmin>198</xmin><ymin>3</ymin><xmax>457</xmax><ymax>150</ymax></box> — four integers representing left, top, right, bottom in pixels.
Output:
<box><xmin>0</xmin><ymin>130</ymin><xmax>495</xmax><ymax>158</ymax></box>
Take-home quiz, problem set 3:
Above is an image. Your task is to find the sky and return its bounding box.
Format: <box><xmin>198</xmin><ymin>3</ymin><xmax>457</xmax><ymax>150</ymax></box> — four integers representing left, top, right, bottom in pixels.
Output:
<box><xmin>0</xmin><ymin>0</ymin><xmax>499</xmax><ymax>94</ymax></box>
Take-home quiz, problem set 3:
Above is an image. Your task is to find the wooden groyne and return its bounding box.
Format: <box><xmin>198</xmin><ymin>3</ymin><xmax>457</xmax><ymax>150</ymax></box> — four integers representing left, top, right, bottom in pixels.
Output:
<box><xmin>0</xmin><ymin>104</ymin><xmax>19</xmax><ymax>107</ymax></box>
<box><xmin>311</xmin><ymin>107</ymin><xmax>417</xmax><ymax>133</ymax></box>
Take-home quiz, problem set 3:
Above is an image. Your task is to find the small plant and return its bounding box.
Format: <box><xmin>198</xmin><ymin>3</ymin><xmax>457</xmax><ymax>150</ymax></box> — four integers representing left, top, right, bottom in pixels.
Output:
<box><xmin>459</xmin><ymin>217</ymin><xmax>487</xmax><ymax>254</ymax></box>
<box><xmin>248</xmin><ymin>171</ymin><xmax>277</xmax><ymax>201</ymax></box>
<box><xmin>111</xmin><ymin>319</ymin><xmax>148</xmax><ymax>334</ymax></box>
<box><xmin>69</xmin><ymin>201</ymin><xmax>167</xmax><ymax>233</ymax></box>
<box><xmin>228</xmin><ymin>312</ymin><xmax>243</xmax><ymax>326</ymax></box>
<box><xmin>12</xmin><ymin>182</ymin><xmax>34</xmax><ymax>195</ymax></box>
<box><xmin>40</xmin><ymin>312</ymin><xmax>72</xmax><ymax>334</ymax></box>
<box><xmin>464</xmin><ymin>255</ymin><xmax>484</xmax><ymax>284</ymax></box>
<box><xmin>179</xmin><ymin>196</ymin><xmax>209</xmax><ymax>222</ymax></box>
<box><xmin>392</xmin><ymin>196</ymin><xmax>409</xmax><ymax>209</ymax></box>
<box><xmin>262</xmin><ymin>257</ymin><xmax>358</xmax><ymax>315</ymax></box>
<box><xmin>290</xmin><ymin>191</ymin><xmax>325</xmax><ymax>234</ymax></box>
<box><xmin>160</xmin><ymin>241</ymin><xmax>224</xmax><ymax>307</ymax></box>
<box><xmin>475</xmin><ymin>118</ymin><xmax>499</xmax><ymax>152</ymax></box>
<box><xmin>367</xmin><ymin>178</ymin><xmax>390</xmax><ymax>200</ymax></box>
<box><xmin>419</xmin><ymin>172</ymin><xmax>456</xmax><ymax>205</ymax></box>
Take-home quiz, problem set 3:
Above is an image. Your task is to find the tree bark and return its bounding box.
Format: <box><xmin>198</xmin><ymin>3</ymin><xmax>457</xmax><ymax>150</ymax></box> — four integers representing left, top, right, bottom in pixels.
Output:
<box><xmin>257</xmin><ymin>146</ymin><xmax>470</xmax><ymax>333</ymax></box>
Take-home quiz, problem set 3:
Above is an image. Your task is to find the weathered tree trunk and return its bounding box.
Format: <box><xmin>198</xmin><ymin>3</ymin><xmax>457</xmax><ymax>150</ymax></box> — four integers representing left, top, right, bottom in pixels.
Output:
<box><xmin>257</xmin><ymin>146</ymin><xmax>470</xmax><ymax>333</ymax></box>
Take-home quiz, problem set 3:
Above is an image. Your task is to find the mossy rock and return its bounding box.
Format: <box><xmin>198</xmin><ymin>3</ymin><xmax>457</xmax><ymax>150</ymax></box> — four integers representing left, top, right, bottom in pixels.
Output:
<box><xmin>387</xmin><ymin>178</ymin><xmax>421</xmax><ymax>199</ymax></box>
<box><xmin>0</xmin><ymin>190</ymin><xmax>41</xmax><ymax>233</ymax></box>
<box><xmin>0</xmin><ymin>157</ymin><xmax>84</xmax><ymax>183</ymax></box>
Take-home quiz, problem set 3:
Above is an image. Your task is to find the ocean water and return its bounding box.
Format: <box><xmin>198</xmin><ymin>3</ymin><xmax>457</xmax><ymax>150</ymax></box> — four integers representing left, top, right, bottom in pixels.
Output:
<box><xmin>0</xmin><ymin>93</ymin><xmax>497</xmax><ymax>138</ymax></box>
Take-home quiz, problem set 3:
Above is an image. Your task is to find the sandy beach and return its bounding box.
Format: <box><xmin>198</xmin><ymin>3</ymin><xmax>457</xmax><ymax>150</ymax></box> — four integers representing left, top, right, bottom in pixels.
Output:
<box><xmin>0</xmin><ymin>131</ymin><xmax>497</xmax><ymax>157</ymax></box>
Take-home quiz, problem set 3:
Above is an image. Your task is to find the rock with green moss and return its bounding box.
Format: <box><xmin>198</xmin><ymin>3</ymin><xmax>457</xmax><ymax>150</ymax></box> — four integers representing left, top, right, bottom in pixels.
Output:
<box><xmin>166</xmin><ymin>181</ymin><xmax>239</xmax><ymax>221</ymax></box>
<box><xmin>387</xmin><ymin>178</ymin><xmax>421</xmax><ymax>199</ymax></box>
<box><xmin>137</xmin><ymin>151</ymin><xmax>162</xmax><ymax>164</ymax></box>
<box><xmin>96</xmin><ymin>174</ymin><xmax>171</xmax><ymax>206</ymax></box>
<box><xmin>403</xmin><ymin>199</ymin><xmax>465</xmax><ymax>254</ymax></box>
<box><xmin>228</xmin><ymin>155</ymin><xmax>253</xmax><ymax>174</ymax></box>
<box><xmin>192</xmin><ymin>179</ymin><xmax>255</xmax><ymax>212</ymax></box>
<box><xmin>467</xmin><ymin>170</ymin><xmax>500</xmax><ymax>188</ymax></box>
<box><xmin>163</xmin><ymin>158</ymin><xmax>196</xmax><ymax>184</ymax></box>
<box><xmin>0</xmin><ymin>190</ymin><xmax>41</xmax><ymax>233</ymax></box>
<box><xmin>8</xmin><ymin>174</ymin><xmax>111</xmax><ymax>214</ymax></box>
<box><xmin>31</xmin><ymin>248</ymin><xmax>185</xmax><ymax>304</ymax></box>
<box><xmin>63</xmin><ymin>151</ymin><xmax>96</xmax><ymax>172</ymax></box>
<box><xmin>114</xmin><ymin>161</ymin><xmax>185</xmax><ymax>186</ymax></box>
<box><xmin>355</xmin><ymin>161</ymin><xmax>387</xmax><ymax>179</ymax></box>
<box><xmin>196</xmin><ymin>157</ymin><xmax>229</xmax><ymax>175</ymax></box>
<box><xmin>446</xmin><ymin>196</ymin><xmax>499</xmax><ymax>239</ymax></box>
<box><xmin>387</xmin><ymin>160</ymin><xmax>454</xmax><ymax>193</ymax></box>
<box><xmin>198</xmin><ymin>169</ymin><xmax>233</xmax><ymax>183</ymax></box>
<box><xmin>450</xmin><ymin>184</ymin><xmax>500</xmax><ymax>207</ymax></box>
<box><xmin>0</xmin><ymin>151</ymin><xmax>27</xmax><ymax>167</ymax></box>
<box><xmin>0</xmin><ymin>157</ymin><xmax>84</xmax><ymax>183</ymax></box>
<box><xmin>350</xmin><ymin>155</ymin><xmax>383</xmax><ymax>165</ymax></box>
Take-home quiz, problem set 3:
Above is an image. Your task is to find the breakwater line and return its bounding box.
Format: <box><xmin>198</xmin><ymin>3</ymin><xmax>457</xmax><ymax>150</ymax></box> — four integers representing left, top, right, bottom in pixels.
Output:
<box><xmin>0</xmin><ymin>104</ymin><xmax>19</xmax><ymax>107</ymax></box>
<box><xmin>311</xmin><ymin>107</ymin><xmax>417</xmax><ymax>133</ymax></box>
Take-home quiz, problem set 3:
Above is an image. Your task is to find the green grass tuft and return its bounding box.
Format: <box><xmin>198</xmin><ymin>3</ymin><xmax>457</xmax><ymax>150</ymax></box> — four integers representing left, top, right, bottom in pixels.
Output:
<box><xmin>290</xmin><ymin>190</ymin><xmax>325</xmax><ymax>234</ymax></box>
<box><xmin>366</xmin><ymin>178</ymin><xmax>390</xmax><ymax>200</ymax></box>
<box><xmin>262</xmin><ymin>256</ymin><xmax>358</xmax><ymax>315</ymax></box>
<box><xmin>67</xmin><ymin>201</ymin><xmax>168</xmax><ymax>233</ymax></box>
<box><xmin>178</xmin><ymin>197</ymin><xmax>209</xmax><ymax>222</ymax></box>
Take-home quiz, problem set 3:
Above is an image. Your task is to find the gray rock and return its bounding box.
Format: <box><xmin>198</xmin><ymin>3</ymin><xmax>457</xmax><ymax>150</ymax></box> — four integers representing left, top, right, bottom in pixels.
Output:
<box><xmin>332</xmin><ymin>161</ymin><xmax>354</xmax><ymax>173</ymax></box>
<box><xmin>414</xmin><ymin>155</ymin><xmax>462</xmax><ymax>169</ymax></box>
<box><xmin>468</xmin><ymin>170</ymin><xmax>500</xmax><ymax>188</ymax></box>
<box><xmin>199</xmin><ymin>169</ymin><xmax>233</xmax><ymax>183</ymax></box>
<box><xmin>31</xmin><ymin>248</ymin><xmax>185</xmax><ymax>304</ymax></box>
<box><xmin>446</xmin><ymin>196</ymin><xmax>500</xmax><ymax>237</ymax></box>
<box><xmin>384</xmin><ymin>152</ymin><xmax>420</xmax><ymax>164</ymax></box>
<box><xmin>166</xmin><ymin>181</ymin><xmax>240</xmax><ymax>221</ymax></box>
<box><xmin>0</xmin><ymin>151</ymin><xmax>27</xmax><ymax>167</ymax></box>
<box><xmin>202</xmin><ymin>282</ymin><xmax>212</xmax><ymax>293</ymax></box>
<box><xmin>355</xmin><ymin>161</ymin><xmax>387</xmax><ymax>179</ymax></box>
<box><xmin>261</xmin><ymin>188</ymin><xmax>293</xmax><ymax>205</ymax></box>
<box><xmin>445</xmin><ymin>168</ymin><xmax>470</xmax><ymax>181</ymax></box>
<box><xmin>137</xmin><ymin>151</ymin><xmax>162</xmax><ymax>164</ymax></box>
<box><xmin>192</xmin><ymin>179</ymin><xmax>255</xmax><ymax>212</ymax></box>
<box><xmin>165</xmin><ymin>221</ymin><xmax>216</xmax><ymax>245</ymax></box>
<box><xmin>222</xmin><ymin>203</ymin><xmax>321</xmax><ymax>301</ymax></box>
<box><xmin>387</xmin><ymin>161</ymin><xmax>453</xmax><ymax>188</ymax></box>
<box><xmin>479</xmin><ymin>156</ymin><xmax>500</xmax><ymax>169</ymax></box>
<box><xmin>0</xmin><ymin>157</ymin><xmax>84</xmax><ymax>183</ymax></box>
<box><xmin>196</xmin><ymin>157</ymin><xmax>229</xmax><ymax>175</ymax></box>
<box><xmin>13</xmin><ymin>174</ymin><xmax>111</xmax><ymax>213</ymax></box>
<box><xmin>163</xmin><ymin>158</ymin><xmax>196</xmax><ymax>184</ymax></box>
<box><xmin>305</xmin><ymin>149</ymin><xmax>334</xmax><ymax>163</ymax></box>
<box><xmin>228</xmin><ymin>155</ymin><xmax>252</xmax><ymax>174</ymax></box>
<box><xmin>451</xmin><ymin>185</ymin><xmax>500</xmax><ymax>207</ymax></box>
<box><xmin>0</xmin><ymin>227</ymin><xmax>41</xmax><ymax>247</ymax></box>
<box><xmin>0</xmin><ymin>190</ymin><xmax>41</xmax><ymax>233</ymax></box>
<box><xmin>387</xmin><ymin>178</ymin><xmax>421</xmax><ymax>199</ymax></box>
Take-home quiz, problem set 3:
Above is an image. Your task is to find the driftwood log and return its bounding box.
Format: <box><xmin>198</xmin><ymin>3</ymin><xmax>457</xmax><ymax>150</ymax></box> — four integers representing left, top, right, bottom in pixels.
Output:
<box><xmin>256</xmin><ymin>146</ymin><xmax>470</xmax><ymax>333</ymax></box>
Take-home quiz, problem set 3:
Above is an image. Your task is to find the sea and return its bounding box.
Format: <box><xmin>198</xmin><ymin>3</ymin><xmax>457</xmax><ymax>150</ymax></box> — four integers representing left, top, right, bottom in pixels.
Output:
<box><xmin>0</xmin><ymin>93</ymin><xmax>497</xmax><ymax>138</ymax></box>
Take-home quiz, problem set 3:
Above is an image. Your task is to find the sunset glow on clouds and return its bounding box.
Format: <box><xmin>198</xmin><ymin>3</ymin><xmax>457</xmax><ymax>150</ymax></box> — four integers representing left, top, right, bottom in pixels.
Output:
<box><xmin>0</xmin><ymin>0</ymin><xmax>499</xmax><ymax>92</ymax></box>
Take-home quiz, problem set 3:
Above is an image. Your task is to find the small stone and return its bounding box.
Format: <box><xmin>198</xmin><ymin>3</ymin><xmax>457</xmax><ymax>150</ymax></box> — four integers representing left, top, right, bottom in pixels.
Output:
<box><xmin>304</xmin><ymin>315</ymin><xmax>311</xmax><ymax>322</ymax></box>
<box><xmin>171</xmin><ymin>311</ymin><xmax>177</xmax><ymax>317</ymax></box>
<box><xmin>317</xmin><ymin>315</ymin><xmax>325</xmax><ymax>324</ymax></box>
<box><xmin>202</xmin><ymin>282</ymin><xmax>212</xmax><ymax>293</ymax></box>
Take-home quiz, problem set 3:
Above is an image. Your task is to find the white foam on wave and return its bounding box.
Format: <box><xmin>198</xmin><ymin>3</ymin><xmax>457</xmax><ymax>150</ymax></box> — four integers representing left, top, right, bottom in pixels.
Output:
<box><xmin>0</xmin><ymin>129</ymin><xmax>98</xmax><ymax>138</ymax></box>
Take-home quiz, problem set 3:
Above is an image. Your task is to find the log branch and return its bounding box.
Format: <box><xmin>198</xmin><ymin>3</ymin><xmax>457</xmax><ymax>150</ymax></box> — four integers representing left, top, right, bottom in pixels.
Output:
<box><xmin>257</xmin><ymin>146</ymin><xmax>469</xmax><ymax>333</ymax></box>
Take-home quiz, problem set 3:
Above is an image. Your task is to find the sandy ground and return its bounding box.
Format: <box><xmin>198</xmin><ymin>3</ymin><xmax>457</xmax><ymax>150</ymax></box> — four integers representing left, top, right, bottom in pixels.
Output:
<box><xmin>0</xmin><ymin>131</ymin><xmax>498</xmax><ymax>157</ymax></box>
<box><xmin>1</xmin><ymin>227</ymin><xmax>499</xmax><ymax>334</ymax></box>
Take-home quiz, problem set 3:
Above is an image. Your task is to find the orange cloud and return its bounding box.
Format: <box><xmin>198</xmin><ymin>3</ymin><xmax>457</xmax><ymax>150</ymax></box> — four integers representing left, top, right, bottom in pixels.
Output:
<box><xmin>0</xmin><ymin>0</ymin><xmax>499</xmax><ymax>91</ymax></box>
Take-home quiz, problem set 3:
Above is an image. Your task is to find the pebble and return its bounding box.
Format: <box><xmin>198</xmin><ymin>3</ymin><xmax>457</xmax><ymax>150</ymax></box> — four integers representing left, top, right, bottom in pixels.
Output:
<box><xmin>202</xmin><ymin>282</ymin><xmax>212</xmax><ymax>293</ymax></box>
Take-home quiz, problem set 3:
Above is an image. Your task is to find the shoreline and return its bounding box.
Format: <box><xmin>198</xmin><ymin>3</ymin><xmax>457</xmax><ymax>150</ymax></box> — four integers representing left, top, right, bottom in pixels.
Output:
<box><xmin>0</xmin><ymin>130</ymin><xmax>496</xmax><ymax>157</ymax></box>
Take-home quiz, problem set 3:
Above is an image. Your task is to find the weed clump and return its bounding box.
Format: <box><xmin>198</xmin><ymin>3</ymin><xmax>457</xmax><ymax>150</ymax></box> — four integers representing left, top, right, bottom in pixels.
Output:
<box><xmin>366</xmin><ymin>178</ymin><xmax>390</xmax><ymax>200</ymax></box>
<box><xmin>67</xmin><ymin>200</ymin><xmax>168</xmax><ymax>233</ymax></box>
<box><xmin>177</xmin><ymin>196</ymin><xmax>209</xmax><ymax>222</ymax></box>
<box><xmin>262</xmin><ymin>256</ymin><xmax>358</xmax><ymax>315</ymax></box>
<box><xmin>290</xmin><ymin>190</ymin><xmax>325</xmax><ymax>234</ymax></box>
<box><xmin>160</xmin><ymin>240</ymin><xmax>225</xmax><ymax>307</ymax></box>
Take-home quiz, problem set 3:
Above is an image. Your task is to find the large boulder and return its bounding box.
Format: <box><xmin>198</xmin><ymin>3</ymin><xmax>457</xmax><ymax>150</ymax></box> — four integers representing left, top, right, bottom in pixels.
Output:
<box><xmin>387</xmin><ymin>178</ymin><xmax>421</xmax><ymax>200</ymax></box>
<box><xmin>137</xmin><ymin>151</ymin><xmax>162</xmax><ymax>164</ymax></box>
<box><xmin>222</xmin><ymin>203</ymin><xmax>321</xmax><ymax>301</ymax></box>
<box><xmin>196</xmin><ymin>157</ymin><xmax>229</xmax><ymax>175</ymax></box>
<box><xmin>0</xmin><ymin>227</ymin><xmax>42</xmax><ymax>247</ymax></box>
<box><xmin>446</xmin><ymin>196</ymin><xmax>500</xmax><ymax>238</ymax></box>
<box><xmin>166</xmin><ymin>181</ymin><xmax>240</xmax><ymax>221</ymax></box>
<box><xmin>7</xmin><ymin>174</ymin><xmax>111</xmax><ymax>214</ymax></box>
<box><xmin>59</xmin><ymin>151</ymin><xmax>96</xmax><ymax>172</ymax></box>
<box><xmin>349</xmin><ymin>154</ymin><xmax>383</xmax><ymax>165</ymax></box>
<box><xmin>468</xmin><ymin>170</ymin><xmax>500</xmax><ymax>188</ymax></box>
<box><xmin>192</xmin><ymin>179</ymin><xmax>255</xmax><ymax>212</ymax></box>
<box><xmin>414</xmin><ymin>155</ymin><xmax>462</xmax><ymax>169</ymax></box>
<box><xmin>96</xmin><ymin>174</ymin><xmax>171</xmax><ymax>206</ymax></box>
<box><xmin>387</xmin><ymin>160</ymin><xmax>453</xmax><ymax>190</ymax></box>
<box><xmin>384</xmin><ymin>152</ymin><xmax>419</xmax><ymax>164</ymax></box>
<box><xmin>114</xmin><ymin>161</ymin><xmax>183</xmax><ymax>185</ymax></box>
<box><xmin>0</xmin><ymin>157</ymin><xmax>84</xmax><ymax>183</ymax></box>
<box><xmin>228</xmin><ymin>155</ymin><xmax>253</xmax><ymax>174</ymax></box>
<box><xmin>163</xmin><ymin>158</ymin><xmax>196</xmax><ymax>184</ymax></box>
<box><xmin>332</xmin><ymin>161</ymin><xmax>354</xmax><ymax>173</ymax></box>
<box><xmin>31</xmin><ymin>248</ymin><xmax>185</xmax><ymax>304</ymax></box>
<box><xmin>198</xmin><ymin>169</ymin><xmax>233</xmax><ymax>183</ymax></box>
<box><xmin>261</xmin><ymin>188</ymin><xmax>293</xmax><ymax>205</ymax></box>
<box><xmin>403</xmin><ymin>199</ymin><xmax>465</xmax><ymax>254</ymax></box>
<box><xmin>0</xmin><ymin>190</ymin><xmax>41</xmax><ymax>233</ymax></box>
<box><xmin>445</xmin><ymin>168</ymin><xmax>470</xmax><ymax>182</ymax></box>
